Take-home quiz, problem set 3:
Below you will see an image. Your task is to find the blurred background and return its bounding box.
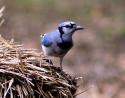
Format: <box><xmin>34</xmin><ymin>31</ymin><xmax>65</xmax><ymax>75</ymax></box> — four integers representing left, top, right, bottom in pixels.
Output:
<box><xmin>1</xmin><ymin>0</ymin><xmax>125</xmax><ymax>98</ymax></box>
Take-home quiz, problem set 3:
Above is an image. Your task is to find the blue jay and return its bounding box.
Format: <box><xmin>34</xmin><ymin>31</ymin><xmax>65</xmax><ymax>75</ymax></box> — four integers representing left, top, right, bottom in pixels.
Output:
<box><xmin>41</xmin><ymin>21</ymin><xmax>83</xmax><ymax>69</ymax></box>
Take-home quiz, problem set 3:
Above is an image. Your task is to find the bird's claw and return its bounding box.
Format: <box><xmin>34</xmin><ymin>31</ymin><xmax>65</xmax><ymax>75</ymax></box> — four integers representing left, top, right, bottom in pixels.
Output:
<box><xmin>43</xmin><ymin>58</ymin><xmax>53</xmax><ymax>65</ymax></box>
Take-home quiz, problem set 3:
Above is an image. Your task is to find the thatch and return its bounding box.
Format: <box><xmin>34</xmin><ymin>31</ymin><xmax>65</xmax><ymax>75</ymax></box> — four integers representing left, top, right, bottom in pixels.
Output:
<box><xmin>0</xmin><ymin>36</ymin><xmax>77</xmax><ymax>98</ymax></box>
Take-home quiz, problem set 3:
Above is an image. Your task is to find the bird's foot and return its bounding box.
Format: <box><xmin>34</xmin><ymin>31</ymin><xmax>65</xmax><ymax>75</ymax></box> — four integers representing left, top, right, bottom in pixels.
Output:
<box><xmin>43</xmin><ymin>58</ymin><xmax>53</xmax><ymax>65</ymax></box>
<box><xmin>59</xmin><ymin>67</ymin><xmax>63</xmax><ymax>71</ymax></box>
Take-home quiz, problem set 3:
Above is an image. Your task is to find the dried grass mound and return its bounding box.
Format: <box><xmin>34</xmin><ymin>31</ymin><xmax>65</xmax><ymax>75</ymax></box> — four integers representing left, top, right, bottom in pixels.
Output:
<box><xmin>0</xmin><ymin>36</ymin><xmax>77</xmax><ymax>98</ymax></box>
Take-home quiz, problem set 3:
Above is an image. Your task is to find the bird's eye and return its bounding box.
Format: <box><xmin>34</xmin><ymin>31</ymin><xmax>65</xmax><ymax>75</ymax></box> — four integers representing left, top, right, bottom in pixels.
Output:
<box><xmin>65</xmin><ymin>25</ymin><xmax>71</xmax><ymax>28</ymax></box>
<box><xmin>65</xmin><ymin>25</ymin><xmax>74</xmax><ymax>29</ymax></box>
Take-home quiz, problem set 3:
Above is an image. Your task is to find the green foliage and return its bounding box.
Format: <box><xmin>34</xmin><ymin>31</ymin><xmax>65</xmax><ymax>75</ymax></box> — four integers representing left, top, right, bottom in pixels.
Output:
<box><xmin>120</xmin><ymin>27</ymin><xmax>125</xmax><ymax>38</ymax></box>
<box><xmin>4</xmin><ymin>0</ymin><xmax>125</xmax><ymax>42</ymax></box>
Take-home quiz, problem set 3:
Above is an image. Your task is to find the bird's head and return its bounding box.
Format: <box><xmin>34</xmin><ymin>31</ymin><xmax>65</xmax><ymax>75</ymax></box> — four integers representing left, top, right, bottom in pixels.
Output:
<box><xmin>58</xmin><ymin>21</ymin><xmax>84</xmax><ymax>35</ymax></box>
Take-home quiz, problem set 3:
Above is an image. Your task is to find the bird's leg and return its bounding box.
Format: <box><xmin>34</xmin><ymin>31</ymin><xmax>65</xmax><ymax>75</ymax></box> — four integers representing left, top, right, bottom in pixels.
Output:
<box><xmin>59</xmin><ymin>57</ymin><xmax>63</xmax><ymax>69</ymax></box>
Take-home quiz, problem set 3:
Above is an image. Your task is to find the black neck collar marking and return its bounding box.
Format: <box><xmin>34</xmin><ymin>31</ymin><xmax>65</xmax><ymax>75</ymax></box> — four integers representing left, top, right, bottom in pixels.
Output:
<box><xmin>58</xmin><ymin>26</ymin><xmax>64</xmax><ymax>41</ymax></box>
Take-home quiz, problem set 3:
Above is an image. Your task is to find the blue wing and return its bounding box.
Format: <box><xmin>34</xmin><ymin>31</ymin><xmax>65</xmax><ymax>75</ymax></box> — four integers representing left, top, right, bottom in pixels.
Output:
<box><xmin>41</xmin><ymin>34</ymin><xmax>52</xmax><ymax>47</ymax></box>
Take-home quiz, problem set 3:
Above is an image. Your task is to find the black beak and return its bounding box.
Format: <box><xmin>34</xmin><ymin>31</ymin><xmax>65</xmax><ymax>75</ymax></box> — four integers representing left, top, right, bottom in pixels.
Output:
<box><xmin>76</xmin><ymin>25</ymin><xmax>84</xmax><ymax>30</ymax></box>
